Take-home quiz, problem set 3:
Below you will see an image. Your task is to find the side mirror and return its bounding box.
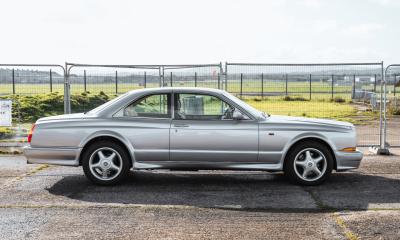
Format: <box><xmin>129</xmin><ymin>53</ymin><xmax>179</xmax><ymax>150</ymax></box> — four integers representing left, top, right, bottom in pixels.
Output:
<box><xmin>232</xmin><ymin>110</ymin><xmax>245</xmax><ymax>120</ymax></box>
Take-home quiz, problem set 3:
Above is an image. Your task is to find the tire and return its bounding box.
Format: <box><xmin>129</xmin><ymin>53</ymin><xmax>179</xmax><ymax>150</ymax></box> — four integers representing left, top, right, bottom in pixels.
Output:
<box><xmin>82</xmin><ymin>140</ymin><xmax>130</xmax><ymax>185</ymax></box>
<box><xmin>284</xmin><ymin>141</ymin><xmax>333</xmax><ymax>186</ymax></box>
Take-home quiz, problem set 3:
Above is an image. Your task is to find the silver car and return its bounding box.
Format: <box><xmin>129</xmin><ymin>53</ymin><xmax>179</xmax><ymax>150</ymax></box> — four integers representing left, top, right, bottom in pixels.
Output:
<box><xmin>24</xmin><ymin>87</ymin><xmax>362</xmax><ymax>186</ymax></box>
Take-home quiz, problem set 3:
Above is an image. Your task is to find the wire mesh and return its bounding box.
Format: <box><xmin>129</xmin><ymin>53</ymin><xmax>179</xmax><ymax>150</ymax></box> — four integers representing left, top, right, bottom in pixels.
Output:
<box><xmin>67</xmin><ymin>64</ymin><xmax>222</xmax><ymax>113</ymax></box>
<box><xmin>0</xmin><ymin>65</ymin><xmax>65</xmax><ymax>143</ymax></box>
<box><xmin>0</xmin><ymin>65</ymin><xmax>64</xmax><ymax>95</ymax></box>
<box><xmin>385</xmin><ymin>65</ymin><xmax>400</xmax><ymax>147</ymax></box>
<box><xmin>163</xmin><ymin>65</ymin><xmax>222</xmax><ymax>89</ymax></box>
<box><xmin>226</xmin><ymin>63</ymin><xmax>383</xmax><ymax>147</ymax></box>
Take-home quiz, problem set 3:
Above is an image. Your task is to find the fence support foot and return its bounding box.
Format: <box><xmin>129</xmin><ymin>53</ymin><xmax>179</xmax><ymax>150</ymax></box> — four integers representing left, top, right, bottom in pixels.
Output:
<box><xmin>369</xmin><ymin>146</ymin><xmax>391</xmax><ymax>155</ymax></box>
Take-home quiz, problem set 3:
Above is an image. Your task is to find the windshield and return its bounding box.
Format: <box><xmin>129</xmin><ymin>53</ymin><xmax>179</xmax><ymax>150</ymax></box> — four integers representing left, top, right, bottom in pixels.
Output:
<box><xmin>223</xmin><ymin>92</ymin><xmax>267</xmax><ymax>120</ymax></box>
<box><xmin>86</xmin><ymin>92</ymin><xmax>129</xmax><ymax>115</ymax></box>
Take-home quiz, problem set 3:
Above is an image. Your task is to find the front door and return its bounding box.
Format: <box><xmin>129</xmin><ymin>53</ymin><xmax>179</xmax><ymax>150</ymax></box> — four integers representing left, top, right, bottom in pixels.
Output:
<box><xmin>114</xmin><ymin>93</ymin><xmax>172</xmax><ymax>162</ymax></box>
<box><xmin>170</xmin><ymin>93</ymin><xmax>258</xmax><ymax>162</ymax></box>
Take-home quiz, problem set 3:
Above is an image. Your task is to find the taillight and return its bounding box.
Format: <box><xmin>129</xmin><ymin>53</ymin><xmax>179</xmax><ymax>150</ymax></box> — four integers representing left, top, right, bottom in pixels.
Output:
<box><xmin>27</xmin><ymin>124</ymin><xmax>36</xmax><ymax>143</ymax></box>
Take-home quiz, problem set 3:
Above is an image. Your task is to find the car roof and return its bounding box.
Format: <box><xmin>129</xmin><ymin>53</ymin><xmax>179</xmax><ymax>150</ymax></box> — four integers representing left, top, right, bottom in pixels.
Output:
<box><xmin>126</xmin><ymin>87</ymin><xmax>227</xmax><ymax>95</ymax></box>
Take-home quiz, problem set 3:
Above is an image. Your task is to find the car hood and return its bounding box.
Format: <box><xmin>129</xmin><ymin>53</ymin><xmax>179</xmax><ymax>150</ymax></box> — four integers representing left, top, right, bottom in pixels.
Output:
<box><xmin>263</xmin><ymin>115</ymin><xmax>354</xmax><ymax>129</ymax></box>
<box><xmin>36</xmin><ymin>113</ymin><xmax>90</xmax><ymax>123</ymax></box>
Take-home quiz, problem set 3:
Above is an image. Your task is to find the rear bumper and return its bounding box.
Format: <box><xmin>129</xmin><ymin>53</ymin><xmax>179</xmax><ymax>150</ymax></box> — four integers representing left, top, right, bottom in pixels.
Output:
<box><xmin>335</xmin><ymin>150</ymin><xmax>363</xmax><ymax>171</ymax></box>
<box><xmin>24</xmin><ymin>146</ymin><xmax>81</xmax><ymax>166</ymax></box>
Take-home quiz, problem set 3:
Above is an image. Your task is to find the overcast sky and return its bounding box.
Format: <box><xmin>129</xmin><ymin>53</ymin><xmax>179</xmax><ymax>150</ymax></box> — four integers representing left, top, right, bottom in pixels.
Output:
<box><xmin>0</xmin><ymin>0</ymin><xmax>399</xmax><ymax>65</ymax></box>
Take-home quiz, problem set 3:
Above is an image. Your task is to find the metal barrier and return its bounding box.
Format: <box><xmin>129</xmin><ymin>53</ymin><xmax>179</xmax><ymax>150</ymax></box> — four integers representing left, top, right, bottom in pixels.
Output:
<box><xmin>225</xmin><ymin>62</ymin><xmax>385</xmax><ymax>147</ymax></box>
<box><xmin>0</xmin><ymin>61</ymin><xmax>394</xmax><ymax>150</ymax></box>
<box><xmin>65</xmin><ymin>63</ymin><xmax>223</xmax><ymax>113</ymax></box>
<box><xmin>0</xmin><ymin>64</ymin><xmax>65</xmax><ymax>95</ymax></box>
<box><xmin>384</xmin><ymin>65</ymin><xmax>400</xmax><ymax>148</ymax></box>
<box><xmin>0</xmin><ymin>64</ymin><xmax>66</xmax><ymax>143</ymax></box>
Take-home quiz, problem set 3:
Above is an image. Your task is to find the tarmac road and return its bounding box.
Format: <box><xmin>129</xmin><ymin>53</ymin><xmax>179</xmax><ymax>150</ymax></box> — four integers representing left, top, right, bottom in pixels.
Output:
<box><xmin>0</xmin><ymin>149</ymin><xmax>399</xmax><ymax>240</ymax></box>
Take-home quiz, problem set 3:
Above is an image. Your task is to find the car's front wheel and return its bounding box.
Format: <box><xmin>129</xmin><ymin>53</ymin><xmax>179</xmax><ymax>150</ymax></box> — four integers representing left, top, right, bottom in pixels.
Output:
<box><xmin>284</xmin><ymin>141</ymin><xmax>333</xmax><ymax>186</ymax></box>
<box><xmin>82</xmin><ymin>141</ymin><xmax>130</xmax><ymax>185</ymax></box>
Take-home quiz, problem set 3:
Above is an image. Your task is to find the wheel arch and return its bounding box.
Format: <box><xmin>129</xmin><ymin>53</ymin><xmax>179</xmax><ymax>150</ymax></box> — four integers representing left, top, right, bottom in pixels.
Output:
<box><xmin>281</xmin><ymin>135</ymin><xmax>337</xmax><ymax>171</ymax></box>
<box><xmin>78</xmin><ymin>131</ymin><xmax>135</xmax><ymax>167</ymax></box>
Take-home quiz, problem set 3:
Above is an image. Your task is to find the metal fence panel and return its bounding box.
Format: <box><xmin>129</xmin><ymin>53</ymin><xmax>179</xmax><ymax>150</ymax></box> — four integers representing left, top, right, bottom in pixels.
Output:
<box><xmin>0</xmin><ymin>64</ymin><xmax>65</xmax><ymax>95</ymax></box>
<box><xmin>384</xmin><ymin>65</ymin><xmax>400</xmax><ymax>148</ymax></box>
<box><xmin>66</xmin><ymin>63</ymin><xmax>222</xmax><ymax>113</ymax></box>
<box><xmin>226</xmin><ymin>62</ymin><xmax>384</xmax><ymax>147</ymax></box>
<box><xmin>0</xmin><ymin>64</ymin><xmax>66</xmax><ymax>143</ymax></box>
<box><xmin>0</xmin><ymin>62</ymin><xmax>391</xmax><ymax>150</ymax></box>
<box><xmin>163</xmin><ymin>64</ymin><xmax>222</xmax><ymax>89</ymax></box>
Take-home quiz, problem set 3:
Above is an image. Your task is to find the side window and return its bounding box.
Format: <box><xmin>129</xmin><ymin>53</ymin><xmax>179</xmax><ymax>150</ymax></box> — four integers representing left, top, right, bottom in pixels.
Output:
<box><xmin>174</xmin><ymin>93</ymin><xmax>248</xmax><ymax>120</ymax></box>
<box><xmin>121</xmin><ymin>94</ymin><xmax>171</xmax><ymax>118</ymax></box>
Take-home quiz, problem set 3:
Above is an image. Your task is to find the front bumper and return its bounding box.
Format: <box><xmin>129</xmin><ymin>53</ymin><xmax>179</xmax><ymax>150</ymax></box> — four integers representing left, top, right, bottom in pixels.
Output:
<box><xmin>335</xmin><ymin>150</ymin><xmax>363</xmax><ymax>171</ymax></box>
<box><xmin>24</xmin><ymin>146</ymin><xmax>81</xmax><ymax>166</ymax></box>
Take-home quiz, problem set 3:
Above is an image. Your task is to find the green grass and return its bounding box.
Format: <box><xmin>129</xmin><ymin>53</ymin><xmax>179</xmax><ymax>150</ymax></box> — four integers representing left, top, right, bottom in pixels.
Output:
<box><xmin>242</xmin><ymin>97</ymin><xmax>378</xmax><ymax>124</ymax></box>
<box><xmin>1</xmin><ymin>81</ymin><xmax>398</xmax><ymax>97</ymax></box>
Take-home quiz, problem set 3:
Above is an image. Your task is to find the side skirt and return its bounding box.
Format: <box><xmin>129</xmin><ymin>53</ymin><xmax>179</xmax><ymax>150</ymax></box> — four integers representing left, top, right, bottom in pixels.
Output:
<box><xmin>133</xmin><ymin>161</ymin><xmax>283</xmax><ymax>171</ymax></box>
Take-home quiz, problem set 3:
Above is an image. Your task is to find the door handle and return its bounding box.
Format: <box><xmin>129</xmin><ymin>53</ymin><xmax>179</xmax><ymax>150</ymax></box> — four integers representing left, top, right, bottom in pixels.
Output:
<box><xmin>174</xmin><ymin>124</ymin><xmax>189</xmax><ymax>128</ymax></box>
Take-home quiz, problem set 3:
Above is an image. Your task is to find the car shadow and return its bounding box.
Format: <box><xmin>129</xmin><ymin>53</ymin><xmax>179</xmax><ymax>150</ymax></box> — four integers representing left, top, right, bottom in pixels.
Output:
<box><xmin>47</xmin><ymin>170</ymin><xmax>400</xmax><ymax>212</ymax></box>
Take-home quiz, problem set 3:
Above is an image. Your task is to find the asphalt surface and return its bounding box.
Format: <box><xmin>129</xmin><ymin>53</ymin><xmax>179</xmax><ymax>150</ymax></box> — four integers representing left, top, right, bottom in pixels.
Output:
<box><xmin>0</xmin><ymin>149</ymin><xmax>399</xmax><ymax>240</ymax></box>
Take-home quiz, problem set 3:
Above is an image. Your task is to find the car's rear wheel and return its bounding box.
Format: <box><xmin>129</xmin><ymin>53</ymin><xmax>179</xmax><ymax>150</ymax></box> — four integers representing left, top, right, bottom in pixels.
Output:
<box><xmin>284</xmin><ymin>141</ymin><xmax>333</xmax><ymax>186</ymax></box>
<box><xmin>82</xmin><ymin>141</ymin><xmax>130</xmax><ymax>185</ymax></box>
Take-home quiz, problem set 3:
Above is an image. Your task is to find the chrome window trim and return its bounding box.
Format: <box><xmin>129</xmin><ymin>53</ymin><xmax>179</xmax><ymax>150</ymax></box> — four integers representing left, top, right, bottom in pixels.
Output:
<box><xmin>112</xmin><ymin>92</ymin><xmax>172</xmax><ymax>119</ymax></box>
<box><xmin>171</xmin><ymin>91</ymin><xmax>255</xmax><ymax>121</ymax></box>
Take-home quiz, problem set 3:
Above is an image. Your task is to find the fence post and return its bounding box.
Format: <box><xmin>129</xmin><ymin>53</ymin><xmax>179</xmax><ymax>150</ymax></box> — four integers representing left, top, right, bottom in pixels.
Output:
<box><xmin>195</xmin><ymin>72</ymin><xmax>197</xmax><ymax>87</ymax></box>
<box><xmin>159</xmin><ymin>67</ymin><xmax>164</xmax><ymax>87</ymax></box>
<box><xmin>285</xmin><ymin>74</ymin><xmax>288</xmax><ymax>96</ymax></box>
<box><xmin>224</xmin><ymin>62</ymin><xmax>228</xmax><ymax>91</ymax></box>
<box><xmin>217</xmin><ymin>73</ymin><xmax>220</xmax><ymax>89</ymax></box>
<box><xmin>115</xmin><ymin>71</ymin><xmax>118</xmax><ymax>94</ymax></box>
<box><xmin>394</xmin><ymin>74</ymin><xmax>397</xmax><ymax>96</ymax></box>
<box><xmin>240</xmin><ymin>73</ymin><xmax>243</xmax><ymax>98</ymax></box>
<box><xmin>49</xmin><ymin>69</ymin><xmax>53</xmax><ymax>92</ymax></box>
<box><xmin>382</xmin><ymin>62</ymin><xmax>388</xmax><ymax>153</ymax></box>
<box><xmin>261</xmin><ymin>73</ymin><xmax>264</xmax><ymax>98</ymax></box>
<box><xmin>374</xmin><ymin>74</ymin><xmax>377</xmax><ymax>92</ymax></box>
<box><xmin>12</xmin><ymin>68</ymin><xmax>15</xmax><ymax>94</ymax></box>
<box><xmin>170</xmin><ymin>72</ymin><xmax>173</xmax><ymax>87</ymax></box>
<box><xmin>83</xmin><ymin>70</ymin><xmax>87</xmax><ymax>92</ymax></box>
<box><xmin>331</xmin><ymin>74</ymin><xmax>334</xmax><ymax>100</ymax></box>
<box><xmin>352</xmin><ymin>75</ymin><xmax>356</xmax><ymax>98</ymax></box>
<box><xmin>309</xmin><ymin>74</ymin><xmax>312</xmax><ymax>100</ymax></box>
<box><xmin>64</xmin><ymin>63</ymin><xmax>71</xmax><ymax>114</ymax></box>
<box><xmin>144</xmin><ymin>71</ymin><xmax>147</xmax><ymax>88</ymax></box>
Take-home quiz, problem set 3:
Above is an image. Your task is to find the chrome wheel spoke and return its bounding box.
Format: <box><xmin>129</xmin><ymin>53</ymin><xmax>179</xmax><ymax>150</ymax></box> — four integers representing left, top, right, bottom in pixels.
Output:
<box><xmin>108</xmin><ymin>152</ymin><xmax>116</xmax><ymax>161</ymax></box>
<box><xmin>102</xmin><ymin>169</ymin><xmax>108</xmax><ymax>178</ymax></box>
<box><xmin>110</xmin><ymin>162</ymin><xmax>120</xmax><ymax>171</ymax></box>
<box><xmin>98</xmin><ymin>151</ymin><xmax>106</xmax><ymax>160</ymax></box>
<box><xmin>305</xmin><ymin>150</ymin><xmax>312</xmax><ymax>160</ymax></box>
<box><xmin>302</xmin><ymin>169</ymin><xmax>309</xmax><ymax>178</ymax></box>
<box><xmin>313</xmin><ymin>167</ymin><xmax>322</xmax><ymax>177</ymax></box>
<box><xmin>314</xmin><ymin>156</ymin><xmax>323</xmax><ymax>164</ymax></box>
<box><xmin>91</xmin><ymin>162</ymin><xmax>101</xmax><ymax>168</ymax></box>
<box><xmin>295</xmin><ymin>160</ymin><xmax>307</xmax><ymax>169</ymax></box>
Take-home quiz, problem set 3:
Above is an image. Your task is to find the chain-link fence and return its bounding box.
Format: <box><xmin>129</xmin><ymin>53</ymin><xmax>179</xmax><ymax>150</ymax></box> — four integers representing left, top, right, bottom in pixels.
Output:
<box><xmin>0</xmin><ymin>64</ymin><xmax>66</xmax><ymax>149</ymax></box>
<box><xmin>162</xmin><ymin>64</ymin><xmax>223</xmax><ymax>89</ymax></box>
<box><xmin>225</xmin><ymin>62</ymin><xmax>385</xmax><ymax>147</ymax></box>
<box><xmin>0</xmin><ymin>61</ymin><xmax>393</xmax><ymax>151</ymax></box>
<box><xmin>0</xmin><ymin>64</ymin><xmax>65</xmax><ymax>95</ymax></box>
<box><xmin>384</xmin><ymin>65</ymin><xmax>400</xmax><ymax>148</ymax></box>
<box><xmin>65</xmin><ymin>63</ymin><xmax>222</xmax><ymax>113</ymax></box>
